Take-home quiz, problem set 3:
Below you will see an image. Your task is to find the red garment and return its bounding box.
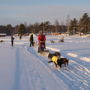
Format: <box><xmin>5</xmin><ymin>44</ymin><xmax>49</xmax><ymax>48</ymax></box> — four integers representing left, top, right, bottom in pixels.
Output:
<box><xmin>38</xmin><ymin>34</ymin><xmax>46</xmax><ymax>48</ymax></box>
<box><xmin>38</xmin><ymin>35</ymin><xmax>46</xmax><ymax>41</ymax></box>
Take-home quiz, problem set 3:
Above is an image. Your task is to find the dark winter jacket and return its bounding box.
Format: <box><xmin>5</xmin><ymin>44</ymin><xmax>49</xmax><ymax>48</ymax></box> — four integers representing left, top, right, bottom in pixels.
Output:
<box><xmin>30</xmin><ymin>34</ymin><xmax>34</xmax><ymax>42</ymax></box>
<box><xmin>11</xmin><ymin>36</ymin><xmax>14</xmax><ymax>42</ymax></box>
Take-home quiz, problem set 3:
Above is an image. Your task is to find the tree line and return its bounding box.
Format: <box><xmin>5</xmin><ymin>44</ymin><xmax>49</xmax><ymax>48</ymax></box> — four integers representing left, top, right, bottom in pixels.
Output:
<box><xmin>0</xmin><ymin>13</ymin><xmax>90</xmax><ymax>36</ymax></box>
<box><xmin>68</xmin><ymin>13</ymin><xmax>90</xmax><ymax>35</ymax></box>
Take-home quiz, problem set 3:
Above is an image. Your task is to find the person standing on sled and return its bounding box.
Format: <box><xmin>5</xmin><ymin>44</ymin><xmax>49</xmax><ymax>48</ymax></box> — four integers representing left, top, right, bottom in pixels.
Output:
<box><xmin>38</xmin><ymin>31</ymin><xmax>46</xmax><ymax>52</ymax></box>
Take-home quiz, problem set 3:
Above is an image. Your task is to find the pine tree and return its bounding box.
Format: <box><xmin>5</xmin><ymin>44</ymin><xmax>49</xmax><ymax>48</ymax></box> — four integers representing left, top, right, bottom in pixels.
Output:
<box><xmin>69</xmin><ymin>18</ymin><xmax>78</xmax><ymax>35</ymax></box>
<box><xmin>18</xmin><ymin>24</ymin><xmax>26</xmax><ymax>35</ymax></box>
<box><xmin>79</xmin><ymin>13</ymin><xmax>90</xmax><ymax>34</ymax></box>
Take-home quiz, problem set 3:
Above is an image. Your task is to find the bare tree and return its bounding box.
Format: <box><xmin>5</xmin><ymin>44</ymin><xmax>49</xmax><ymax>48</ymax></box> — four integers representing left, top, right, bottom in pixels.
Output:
<box><xmin>54</xmin><ymin>19</ymin><xmax>60</xmax><ymax>32</ymax></box>
<box><xmin>66</xmin><ymin>15</ymin><xmax>71</xmax><ymax>35</ymax></box>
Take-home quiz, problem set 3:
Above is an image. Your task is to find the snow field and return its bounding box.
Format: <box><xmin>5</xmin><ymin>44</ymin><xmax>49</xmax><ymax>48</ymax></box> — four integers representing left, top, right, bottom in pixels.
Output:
<box><xmin>0</xmin><ymin>35</ymin><xmax>90</xmax><ymax>90</ymax></box>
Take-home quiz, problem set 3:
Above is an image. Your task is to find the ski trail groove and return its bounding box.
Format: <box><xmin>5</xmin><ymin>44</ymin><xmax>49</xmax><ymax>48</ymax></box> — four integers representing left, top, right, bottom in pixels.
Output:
<box><xmin>25</xmin><ymin>46</ymin><xmax>70</xmax><ymax>90</ymax></box>
<box><xmin>27</xmin><ymin>46</ymin><xmax>90</xmax><ymax>90</ymax></box>
<box><xmin>13</xmin><ymin>48</ymin><xmax>21</xmax><ymax>90</ymax></box>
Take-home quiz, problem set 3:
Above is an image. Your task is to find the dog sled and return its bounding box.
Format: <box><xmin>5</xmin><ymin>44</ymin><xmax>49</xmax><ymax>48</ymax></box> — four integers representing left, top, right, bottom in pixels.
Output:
<box><xmin>38</xmin><ymin>41</ymin><xmax>49</xmax><ymax>56</ymax></box>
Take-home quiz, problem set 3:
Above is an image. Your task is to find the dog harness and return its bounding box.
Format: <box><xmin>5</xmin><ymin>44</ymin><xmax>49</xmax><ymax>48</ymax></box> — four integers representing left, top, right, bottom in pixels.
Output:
<box><xmin>52</xmin><ymin>56</ymin><xmax>59</xmax><ymax>64</ymax></box>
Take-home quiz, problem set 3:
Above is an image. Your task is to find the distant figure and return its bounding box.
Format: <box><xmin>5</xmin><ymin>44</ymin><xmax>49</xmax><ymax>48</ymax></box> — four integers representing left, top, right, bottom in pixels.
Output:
<box><xmin>11</xmin><ymin>36</ymin><xmax>14</xmax><ymax>47</ymax></box>
<box><xmin>19</xmin><ymin>35</ymin><xmax>22</xmax><ymax>40</ymax></box>
<box><xmin>59</xmin><ymin>35</ymin><xmax>64</xmax><ymax>42</ymax></box>
<box><xmin>29</xmin><ymin>33</ymin><xmax>34</xmax><ymax>47</ymax></box>
<box><xmin>61</xmin><ymin>36</ymin><xmax>64</xmax><ymax>42</ymax></box>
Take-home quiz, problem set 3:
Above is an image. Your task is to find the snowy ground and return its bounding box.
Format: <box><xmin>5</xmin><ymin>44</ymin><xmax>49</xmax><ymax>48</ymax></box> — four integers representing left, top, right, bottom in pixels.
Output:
<box><xmin>0</xmin><ymin>35</ymin><xmax>90</xmax><ymax>90</ymax></box>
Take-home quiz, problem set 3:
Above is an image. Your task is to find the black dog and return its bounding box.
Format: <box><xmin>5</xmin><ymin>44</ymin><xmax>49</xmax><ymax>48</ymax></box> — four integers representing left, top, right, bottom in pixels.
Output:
<box><xmin>48</xmin><ymin>52</ymin><xmax>61</xmax><ymax>60</ymax></box>
<box><xmin>57</xmin><ymin>58</ymin><xmax>69</xmax><ymax>68</ymax></box>
<box><xmin>48</xmin><ymin>57</ymin><xmax>69</xmax><ymax>68</ymax></box>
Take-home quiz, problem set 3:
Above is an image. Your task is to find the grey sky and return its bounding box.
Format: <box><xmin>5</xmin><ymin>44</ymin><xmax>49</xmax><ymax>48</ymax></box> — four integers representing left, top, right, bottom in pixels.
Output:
<box><xmin>0</xmin><ymin>0</ymin><xmax>90</xmax><ymax>26</ymax></box>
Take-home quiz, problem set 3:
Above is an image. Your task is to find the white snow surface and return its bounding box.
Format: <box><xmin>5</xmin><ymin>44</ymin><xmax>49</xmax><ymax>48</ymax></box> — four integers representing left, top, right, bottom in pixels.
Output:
<box><xmin>0</xmin><ymin>35</ymin><xmax>90</xmax><ymax>90</ymax></box>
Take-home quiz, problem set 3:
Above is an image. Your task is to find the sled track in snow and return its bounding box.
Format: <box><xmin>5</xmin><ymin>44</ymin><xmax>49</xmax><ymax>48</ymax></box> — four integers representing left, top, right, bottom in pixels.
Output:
<box><xmin>22</xmin><ymin>48</ymin><xmax>90</xmax><ymax>90</ymax></box>
<box><xmin>25</xmin><ymin>46</ymin><xmax>90</xmax><ymax>90</ymax></box>
<box><xmin>13</xmin><ymin>48</ymin><xmax>21</xmax><ymax>90</ymax></box>
<box><xmin>20</xmin><ymin>47</ymin><xmax>70</xmax><ymax>90</ymax></box>
<box><xmin>26</xmin><ymin>47</ymin><xmax>65</xmax><ymax>86</ymax></box>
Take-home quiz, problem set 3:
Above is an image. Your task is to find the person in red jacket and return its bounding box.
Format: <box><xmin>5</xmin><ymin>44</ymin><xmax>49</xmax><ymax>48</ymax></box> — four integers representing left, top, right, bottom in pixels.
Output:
<box><xmin>38</xmin><ymin>31</ymin><xmax>46</xmax><ymax>52</ymax></box>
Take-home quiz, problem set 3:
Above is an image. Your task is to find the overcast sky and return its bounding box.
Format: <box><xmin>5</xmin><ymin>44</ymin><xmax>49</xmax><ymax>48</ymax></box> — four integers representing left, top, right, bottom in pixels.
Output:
<box><xmin>0</xmin><ymin>0</ymin><xmax>90</xmax><ymax>26</ymax></box>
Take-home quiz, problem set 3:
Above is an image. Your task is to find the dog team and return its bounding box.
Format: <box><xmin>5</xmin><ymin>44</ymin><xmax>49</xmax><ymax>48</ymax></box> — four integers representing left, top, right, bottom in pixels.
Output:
<box><xmin>48</xmin><ymin>51</ymin><xmax>69</xmax><ymax>68</ymax></box>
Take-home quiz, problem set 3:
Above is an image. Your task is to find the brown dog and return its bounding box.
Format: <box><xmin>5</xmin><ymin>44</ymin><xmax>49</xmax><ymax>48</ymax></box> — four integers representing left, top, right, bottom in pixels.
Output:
<box><xmin>57</xmin><ymin>58</ymin><xmax>69</xmax><ymax>68</ymax></box>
